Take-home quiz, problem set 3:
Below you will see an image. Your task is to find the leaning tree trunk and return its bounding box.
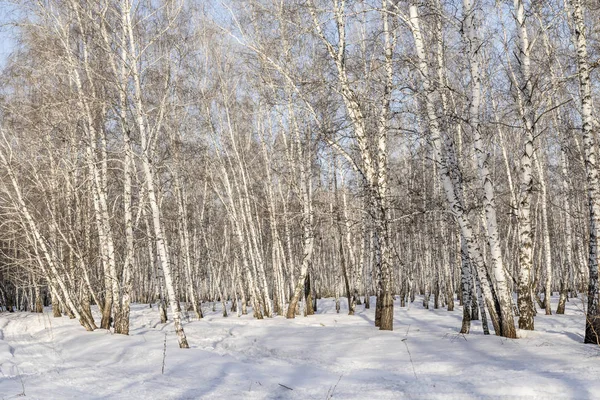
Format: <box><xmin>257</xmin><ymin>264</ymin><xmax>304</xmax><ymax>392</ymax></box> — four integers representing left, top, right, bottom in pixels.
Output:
<box><xmin>462</xmin><ymin>0</ymin><xmax>516</xmax><ymax>338</ymax></box>
<box><xmin>431</xmin><ymin>0</ymin><xmax>473</xmax><ymax>333</ymax></box>
<box><xmin>123</xmin><ymin>0</ymin><xmax>188</xmax><ymax>348</ymax></box>
<box><xmin>308</xmin><ymin>0</ymin><xmax>393</xmax><ymax>329</ymax></box>
<box><xmin>408</xmin><ymin>1</ymin><xmax>501</xmax><ymax>336</ymax></box>
<box><xmin>0</xmin><ymin>141</ymin><xmax>96</xmax><ymax>331</ymax></box>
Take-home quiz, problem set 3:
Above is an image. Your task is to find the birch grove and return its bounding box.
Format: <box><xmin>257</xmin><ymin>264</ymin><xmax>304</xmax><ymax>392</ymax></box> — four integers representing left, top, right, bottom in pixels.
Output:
<box><xmin>0</xmin><ymin>0</ymin><xmax>599</xmax><ymax>345</ymax></box>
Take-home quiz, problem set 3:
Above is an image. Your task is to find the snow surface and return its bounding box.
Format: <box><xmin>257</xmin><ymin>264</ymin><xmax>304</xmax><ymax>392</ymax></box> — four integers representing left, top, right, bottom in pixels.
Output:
<box><xmin>1</xmin><ymin>296</ymin><xmax>599</xmax><ymax>399</ymax></box>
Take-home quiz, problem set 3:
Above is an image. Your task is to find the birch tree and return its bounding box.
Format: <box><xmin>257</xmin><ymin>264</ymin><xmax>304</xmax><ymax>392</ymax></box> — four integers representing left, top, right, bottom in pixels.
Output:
<box><xmin>568</xmin><ymin>0</ymin><xmax>600</xmax><ymax>344</ymax></box>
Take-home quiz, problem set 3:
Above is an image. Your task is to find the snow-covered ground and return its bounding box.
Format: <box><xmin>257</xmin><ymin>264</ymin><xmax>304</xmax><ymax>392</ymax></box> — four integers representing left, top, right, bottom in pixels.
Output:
<box><xmin>1</xmin><ymin>296</ymin><xmax>599</xmax><ymax>399</ymax></box>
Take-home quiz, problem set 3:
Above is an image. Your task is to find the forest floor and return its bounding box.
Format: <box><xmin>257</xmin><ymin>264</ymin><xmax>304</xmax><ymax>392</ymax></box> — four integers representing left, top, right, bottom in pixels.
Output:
<box><xmin>1</xmin><ymin>295</ymin><xmax>599</xmax><ymax>400</ymax></box>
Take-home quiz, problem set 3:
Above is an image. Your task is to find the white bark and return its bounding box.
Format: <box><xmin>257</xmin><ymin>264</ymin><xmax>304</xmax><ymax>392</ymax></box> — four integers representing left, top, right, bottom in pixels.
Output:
<box><xmin>568</xmin><ymin>0</ymin><xmax>600</xmax><ymax>344</ymax></box>
<box><xmin>533</xmin><ymin>151</ymin><xmax>552</xmax><ymax>315</ymax></box>
<box><xmin>0</xmin><ymin>133</ymin><xmax>95</xmax><ymax>331</ymax></box>
<box><xmin>513</xmin><ymin>0</ymin><xmax>536</xmax><ymax>331</ymax></box>
<box><xmin>123</xmin><ymin>0</ymin><xmax>189</xmax><ymax>348</ymax></box>
<box><xmin>462</xmin><ymin>0</ymin><xmax>516</xmax><ymax>338</ymax></box>
<box><xmin>408</xmin><ymin>2</ymin><xmax>501</xmax><ymax>335</ymax></box>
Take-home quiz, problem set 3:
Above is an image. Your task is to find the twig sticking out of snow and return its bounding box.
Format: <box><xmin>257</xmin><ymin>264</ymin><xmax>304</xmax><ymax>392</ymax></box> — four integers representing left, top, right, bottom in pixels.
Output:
<box><xmin>402</xmin><ymin>338</ymin><xmax>418</xmax><ymax>380</ymax></box>
<box><xmin>161</xmin><ymin>333</ymin><xmax>167</xmax><ymax>375</ymax></box>
<box><xmin>325</xmin><ymin>374</ymin><xmax>343</xmax><ymax>399</ymax></box>
<box><xmin>278</xmin><ymin>383</ymin><xmax>293</xmax><ymax>391</ymax></box>
<box><xmin>16</xmin><ymin>365</ymin><xmax>26</xmax><ymax>397</ymax></box>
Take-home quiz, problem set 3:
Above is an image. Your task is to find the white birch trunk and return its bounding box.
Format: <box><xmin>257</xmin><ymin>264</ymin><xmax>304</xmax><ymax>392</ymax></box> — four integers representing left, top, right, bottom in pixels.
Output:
<box><xmin>558</xmin><ymin>147</ymin><xmax>573</xmax><ymax>314</ymax></box>
<box><xmin>122</xmin><ymin>0</ymin><xmax>188</xmax><ymax>348</ymax></box>
<box><xmin>568</xmin><ymin>0</ymin><xmax>600</xmax><ymax>344</ymax></box>
<box><xmin>533</xmin><ymin>151</ymin><xmax>552</xmax><ymax>315</ymax></box>
<box><xmin>513</xmin><ymin>0</ymin><xmax>536</xmax><ymax>330</ymax></box>
<box><xmin>462</xmin><ymin>0</ymin><xmax>516</xmax><ymax>337</ymax></box>
<box><xmin>408</xmin><ymin>2</ymin><xmax>501</xmax><ymax>335</ymax></box>
<box><xmin>0</xmin><ymin>138</ymin><xmax>95</xmax><ymax>331</ymax></box>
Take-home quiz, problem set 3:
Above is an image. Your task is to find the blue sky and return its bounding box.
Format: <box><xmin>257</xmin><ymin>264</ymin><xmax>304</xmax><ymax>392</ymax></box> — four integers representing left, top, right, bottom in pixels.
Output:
<box><xmin>0</xmin><ymin>2</ymin><xmax>18</xmax><ymax>67</ymax></box>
